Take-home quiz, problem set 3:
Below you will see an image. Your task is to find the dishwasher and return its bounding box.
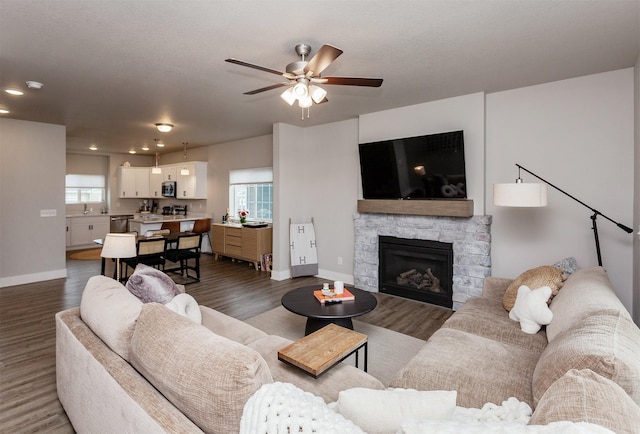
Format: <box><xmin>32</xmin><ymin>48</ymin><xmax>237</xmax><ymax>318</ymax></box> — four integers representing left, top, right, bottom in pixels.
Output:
<box><xmin>110</xmin><ymin>215</ymin><xmax>133</xmax><ymax>233</ymax></box>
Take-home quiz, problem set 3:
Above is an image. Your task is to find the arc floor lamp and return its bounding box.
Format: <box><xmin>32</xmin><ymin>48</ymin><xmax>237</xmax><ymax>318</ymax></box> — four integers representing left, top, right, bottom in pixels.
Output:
<box><xmin>494</xmin><ymin>163</ymin><xmax>633</xmax><ymax>267</ymax></box>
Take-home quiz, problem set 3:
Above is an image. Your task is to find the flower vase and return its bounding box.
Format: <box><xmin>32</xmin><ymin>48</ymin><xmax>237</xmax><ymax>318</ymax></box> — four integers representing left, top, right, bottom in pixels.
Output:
<box><xmin>240</xmin><ymin>217</ymin><xmax>246</xmax><ymax>224</ymax></box>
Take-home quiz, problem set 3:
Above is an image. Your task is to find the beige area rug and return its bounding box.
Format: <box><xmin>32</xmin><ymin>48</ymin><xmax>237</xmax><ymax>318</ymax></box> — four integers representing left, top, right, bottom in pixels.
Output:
<box><xmin>68</xmin><ymin>248</ymin><xmax>103</xmax><ymax>260</ymax></box>
<box><xmin>245</xmin><ymin>306</ymin><xmax>425</xmax><ymax>386</ymax></box>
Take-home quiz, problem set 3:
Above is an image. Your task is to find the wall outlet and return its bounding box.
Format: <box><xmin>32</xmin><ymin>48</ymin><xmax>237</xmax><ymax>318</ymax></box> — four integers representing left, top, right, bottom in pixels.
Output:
<box><xmin>337</xmin><ymin>256</ymin><xmax>343</xmax><ymax>265</ymax></box>
<box><xmin>40</xmin><ymin>209</ymin><xmax>57</xmax><ymax>217</ymax></box>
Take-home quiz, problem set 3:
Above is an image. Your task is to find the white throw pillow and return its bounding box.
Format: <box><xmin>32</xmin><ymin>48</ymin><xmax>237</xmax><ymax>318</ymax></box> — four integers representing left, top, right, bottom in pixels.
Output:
<box><xmin>509</xmin><ymin>285</ymin><xmax>553</xmax><ymax>334</ymax></box>
<box><xmin>334</xmin><ymin>388</ymin><xmax>457</xmax><ymax>434</ymax></box>
<box><xmin>165</xmin><ymin>293</ymin><xmax>202</xmax><ymax>324</ymax></box>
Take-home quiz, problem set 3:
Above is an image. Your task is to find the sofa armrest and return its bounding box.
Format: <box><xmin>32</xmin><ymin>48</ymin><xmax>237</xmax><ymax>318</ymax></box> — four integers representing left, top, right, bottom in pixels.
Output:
<box><xmin>482</xmin><ymin>276</ymin><xmax>513</xmax><ymax>300</ymax></box>
<box><xmin>199</xmin><ymin>305</ymin><xmax>267</xmax><ymax>345</ymax></box>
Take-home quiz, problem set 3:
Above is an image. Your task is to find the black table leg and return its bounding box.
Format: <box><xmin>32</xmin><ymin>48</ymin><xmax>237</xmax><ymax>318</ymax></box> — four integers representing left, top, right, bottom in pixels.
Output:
<box><xmin>304</xmin><ymin>317</ymin><xmax>353</xmax><ymax>335</ymax></box>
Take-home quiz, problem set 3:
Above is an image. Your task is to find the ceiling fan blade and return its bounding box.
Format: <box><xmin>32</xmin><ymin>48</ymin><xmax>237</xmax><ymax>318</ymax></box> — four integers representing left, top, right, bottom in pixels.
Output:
<box><xmin>243</xmin><ymin>82</ymin><xmax>290</xmax><ymax>95</ymax></box>
<box><xmin>320</xmin><ymin>77</ymin><xmax>383</xmax><ymax>87</ymax></box>
<box><xmin>304</xmin><ymin>44</ymin><xmax>343</xmax><ymax>75</ymax></box>
<box><xmin>226</xmin><ymin>58</ymin><xmax>290</xmax><ymax>77</ymax></box>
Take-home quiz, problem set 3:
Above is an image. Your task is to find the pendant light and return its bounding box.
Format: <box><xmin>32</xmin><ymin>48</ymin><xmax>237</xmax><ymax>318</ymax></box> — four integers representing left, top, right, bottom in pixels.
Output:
<box><xmin>180</xmin><ymin>142</ymin><xmax>190</xmax><ymax>176</ymax></box>
<box><xmin>152</xmin><ymin>151</ymin><xmax>162</xmax><ymax>174</ymax></box>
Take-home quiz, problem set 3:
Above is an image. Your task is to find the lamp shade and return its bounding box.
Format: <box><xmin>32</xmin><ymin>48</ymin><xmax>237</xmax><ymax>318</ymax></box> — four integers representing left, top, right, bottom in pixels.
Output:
<box><xmin>100</xmin><ymin>233</ymin><xmax>136</xmax><ymax>259</ymax></box>
<box><xmin>493</xmin><ymin>182</ymin><xmax>548</xmax><ymax>207</ymax></box>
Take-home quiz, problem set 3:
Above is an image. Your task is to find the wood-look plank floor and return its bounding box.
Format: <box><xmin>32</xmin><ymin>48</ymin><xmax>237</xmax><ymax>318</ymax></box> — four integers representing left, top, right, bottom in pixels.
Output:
<box><xmin>0</xmin><ymin>253</ymin><xmax>452</xmax><ymax>433</ymax></box>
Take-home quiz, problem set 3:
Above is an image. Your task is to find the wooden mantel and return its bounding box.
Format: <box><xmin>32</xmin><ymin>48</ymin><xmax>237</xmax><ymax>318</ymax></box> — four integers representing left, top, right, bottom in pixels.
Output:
<box><xmin>357</xmin><ymin>199</ymin><xmax>474</xmax><ymax>218</ymax></box>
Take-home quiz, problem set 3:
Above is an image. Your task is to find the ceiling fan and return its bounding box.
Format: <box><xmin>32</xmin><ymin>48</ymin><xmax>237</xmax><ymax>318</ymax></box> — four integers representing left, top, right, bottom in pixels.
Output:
<box><xmin>225</xmin><ymin>43</ymin><xmax>383</xmax><ymax>117</ymax></box>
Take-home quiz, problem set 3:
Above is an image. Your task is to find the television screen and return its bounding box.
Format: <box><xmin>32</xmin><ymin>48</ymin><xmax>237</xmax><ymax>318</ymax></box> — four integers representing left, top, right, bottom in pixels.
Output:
<box><xmin>358</xmin><ymin>130</ymin><xmax>466</xmax><ymax>200</ymax></box>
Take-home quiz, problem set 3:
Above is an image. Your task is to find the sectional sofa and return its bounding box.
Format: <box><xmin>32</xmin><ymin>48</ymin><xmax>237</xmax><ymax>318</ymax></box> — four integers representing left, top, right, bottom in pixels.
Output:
<box><xmin>55</xmin><ymin>266</ymin><xmax>640</xmax><ymax>433</ymax></box>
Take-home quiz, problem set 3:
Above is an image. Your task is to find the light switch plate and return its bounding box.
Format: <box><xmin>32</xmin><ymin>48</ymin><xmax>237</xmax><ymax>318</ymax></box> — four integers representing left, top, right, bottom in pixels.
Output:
<box><xmin>40</xmin><ymin>209</ymin><xmax>57</xmax><ymax>217</ymax></box>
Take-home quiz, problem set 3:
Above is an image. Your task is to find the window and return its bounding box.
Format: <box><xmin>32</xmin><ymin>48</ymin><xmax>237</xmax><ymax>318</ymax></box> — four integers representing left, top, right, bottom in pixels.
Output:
<box><xmin>229</xmin><ymin>167</ymin><xmax>273</xmax><ymax>222</ymax></box>
<box><xmin>65</xmin><ymin>174</ymin><xmax>105</xmax><ymax>204</ymax></box>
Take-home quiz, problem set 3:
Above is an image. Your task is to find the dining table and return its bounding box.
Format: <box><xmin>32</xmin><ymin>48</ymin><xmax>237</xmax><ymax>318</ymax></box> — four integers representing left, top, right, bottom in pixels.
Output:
<box><xmin>94</xmin><ymin>231</ymin><xmax>194</xmax><ymax>278</ymax></box>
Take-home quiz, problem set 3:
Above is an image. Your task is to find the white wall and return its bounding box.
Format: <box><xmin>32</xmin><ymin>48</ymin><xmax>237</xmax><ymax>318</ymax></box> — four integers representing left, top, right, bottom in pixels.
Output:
<box><xmin>487</xmin><ymin>69</ymin><xmax>635</xmax><ymax>310</ymax></box>
<box><xmin>272</xmin><ymin>123</ymin><xmax>307</xmax><ymax>279</ymax></box>
<box><xmin>0</xmin><ymin>119</ymin><xmax>67</xmax><ymax>286</ymax></box>
<box><xmin>359</xmin><ymin>93</ymin><xmax>486</xmax><ymax>214</ymax></box>
<box><xmin>206</xmin><ymin>134</ymin><xmax>273</xmax><ymax>224</ymax></box>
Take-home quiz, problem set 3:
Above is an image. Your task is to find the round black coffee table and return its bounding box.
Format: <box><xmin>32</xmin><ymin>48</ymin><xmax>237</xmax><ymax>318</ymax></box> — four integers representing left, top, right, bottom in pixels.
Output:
<box><xmin>281</xmin><ymin>285</ymin><xmax>377</xmax><ymax>335</ymax></box>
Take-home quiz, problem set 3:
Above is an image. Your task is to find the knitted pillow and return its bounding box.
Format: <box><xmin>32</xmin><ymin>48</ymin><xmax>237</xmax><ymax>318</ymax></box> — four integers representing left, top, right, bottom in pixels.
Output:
<box><xmin>503</xmin><ymin>265</ymin><xmax>565</xmax><ymax>312</ymax></box>
<box><xmin>125</xmin><ymin>263</ymin><xmax>181</xmax><ymax>303</ymax></box>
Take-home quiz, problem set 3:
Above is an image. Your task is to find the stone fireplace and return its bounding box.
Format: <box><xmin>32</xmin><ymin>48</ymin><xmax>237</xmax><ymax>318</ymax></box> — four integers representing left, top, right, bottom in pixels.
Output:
<box><xmin>354</xmin><ymin>212</ymin><xmax>491</xmax><ymax>310</ymax></box>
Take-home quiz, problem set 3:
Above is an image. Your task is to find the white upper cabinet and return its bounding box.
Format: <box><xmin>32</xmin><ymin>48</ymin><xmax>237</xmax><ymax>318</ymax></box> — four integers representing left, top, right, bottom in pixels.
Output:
<box><xmin>118</xmin><ymin>167</ymin><xmax>150</xmax><ymax>198</ymax></box>
<box><xmin>177</xmin><ymin>162</ymin><xmax>207</xmax><ymax>199</ymax></box>
<box><xmin>118</xmin><ymin>162</ymin><xmax>207</xmax><ymax>200</ymax></box>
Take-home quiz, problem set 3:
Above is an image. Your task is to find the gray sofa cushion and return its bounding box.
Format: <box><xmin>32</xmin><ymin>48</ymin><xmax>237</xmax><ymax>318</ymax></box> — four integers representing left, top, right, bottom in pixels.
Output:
<box><xmin>547</xmin><ymin>266</ymin><xmax>624</xmax><ymax>341</ymax></box>
<box><xmin>442</xmin><ymin>296</ymin><xmax>548</xmax><ymax>353</ymax></box>
<box><xmin>247</xmin><ymin>334</ymin><xmax>384</xmax><ymax>403</ymax></box>
<box><xmin>389</xmin><ymin>327</ymin><xmax>540</xmax><ymax>408</ymax></box>
<box><xmin>530</xmin><ymin>369</ymin><xmax>640</xmax><ymax>434</ymax></box>
<box><xmin>532</xmin><ymin>309</ymin><xmax>640</xmax><ymax>407</ymax></box>
<box><xmin>199</xmin><ymin>305</ymin><xmax>267</xmax><ymax>345</ymax></box>
<box><xmin>130</xmin><ymin>303</ymin><xmax>273</xmax><ymax>434</ymax></box>
<box><xmin>79</xmin><ymin>275</ymin><xmax>143</xmax><ymax>361</ymax></box>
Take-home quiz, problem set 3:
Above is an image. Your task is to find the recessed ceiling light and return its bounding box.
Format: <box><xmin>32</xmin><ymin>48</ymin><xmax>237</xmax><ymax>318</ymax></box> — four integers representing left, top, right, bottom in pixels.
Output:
<box><xmin>89</xmin><ymin>145</ymin><xmax>98</xmax><ymax>151</ymax></box>
<box><xmin>0</xmin><ymin>109</ymin><xmax>9</xmax><ymax>114</ymax></box>
<box><xmin>5</xmin><ymin>89</ymin><xmax>24</xmax><ymax>96</ymax></box>
<box><xmin>141</xmin><ymin>145</ymin><xmax>150</xmax><ymax>151</ymax></box>
<box><xmin>156</xmin><ymin>141</ymin><xmax>165</xmax><ymax>148</ymax></box>
<box><xmin>155</xmin><ymin>123</ymin><xmax>173</xmax><ymax>133</ymax></box>
<box><xmin>129</xmin><ymin>150</ymin><xmax>136</xmax><ymax>154</ymax></box>
<box><xmin>25</xmin><ymin>81</ymin><xmax>43</xmax><ymax>89</ymax></box>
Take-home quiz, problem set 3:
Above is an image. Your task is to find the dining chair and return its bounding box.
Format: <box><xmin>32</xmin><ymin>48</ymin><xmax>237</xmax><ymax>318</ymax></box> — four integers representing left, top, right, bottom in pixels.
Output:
<box><xmin>122</xmin><ymin>238</ymin><xmax>168</xmax><ymax>280</ymax></box>
<box><xmin>191</xmin><ymin>218</ymin><xmax>212</xmax><ymax>253</ymax></box>
<box><xmin>161</xmin><ymin>221</ymin><xmax>181</xmax><ymax>233</ymax></box>
<box><xmin>165</xmin><ymin>233</ymin><xmax>202</xmax><ymax>282</ymax></box>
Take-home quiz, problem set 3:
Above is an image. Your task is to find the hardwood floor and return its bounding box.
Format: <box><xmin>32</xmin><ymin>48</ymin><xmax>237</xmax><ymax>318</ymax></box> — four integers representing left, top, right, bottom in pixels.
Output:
<box><xmin>0</xmin><ymin>253</ymin><xmax>452</xmax><ymax>433</ymax></box>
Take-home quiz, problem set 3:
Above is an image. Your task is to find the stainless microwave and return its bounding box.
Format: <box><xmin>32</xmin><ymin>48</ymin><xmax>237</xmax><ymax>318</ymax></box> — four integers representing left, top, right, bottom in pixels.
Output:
<box><xmin>162</xmin><ymin>181</ymin><xmax>176</xmax><ymax>198</ymax></box>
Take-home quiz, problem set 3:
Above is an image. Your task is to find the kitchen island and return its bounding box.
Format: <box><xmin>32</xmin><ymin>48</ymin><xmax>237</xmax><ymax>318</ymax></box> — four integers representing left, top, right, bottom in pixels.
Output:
<box><xmin>128</xmin><ymin>214</ymin><xmax>207</xmax><ymax>234</ymax></box>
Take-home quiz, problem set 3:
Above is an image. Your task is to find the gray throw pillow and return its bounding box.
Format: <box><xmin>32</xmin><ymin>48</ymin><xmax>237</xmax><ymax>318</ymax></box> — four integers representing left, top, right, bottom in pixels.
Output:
<box><xmin>125</xmin><ymin>263</ymin><xmax>181</xmax><ymax>303</ymax></box>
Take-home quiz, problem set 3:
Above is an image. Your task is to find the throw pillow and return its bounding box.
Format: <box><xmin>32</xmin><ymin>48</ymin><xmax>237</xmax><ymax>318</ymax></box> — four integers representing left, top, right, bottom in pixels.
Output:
<box><xmin>334</xmin><ymin>388</ymin><xmax>457</xmax><ymax>434</ymax></box>
<box><xmin>552</xmin><ymin>257</ymin><xmax>579</xmax><ymax>276</ymax></box>
<box><xmin>503</xmin><ymin>265</ymin><xmax>565</xmax><ymax>311</ymax></box>
<box><xmin>165</xmin><ymin>293</ymin><xmax>202</xmax><ymax>324</ymax></box>
<box><xmin>508</xmin><ymin>285</ymin><xmax>553</xmax><ymax>334</ymax></box>
<box><xmin>125</xmin><ymin>263</ymin><xmax>181</xmax><ymax>303</ymax></box>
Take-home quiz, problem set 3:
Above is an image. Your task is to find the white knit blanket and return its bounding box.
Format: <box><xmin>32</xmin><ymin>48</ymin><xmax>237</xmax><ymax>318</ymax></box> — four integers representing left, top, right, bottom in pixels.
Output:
<box><xmin>240</xmin><ymin>382</ymin><xmax>364</xmax><ymax>434</ymax></box>
<box><xmin>240</xmin><ymin>383</ymin><xmax>615</xmax><ymax>434</ymax></box>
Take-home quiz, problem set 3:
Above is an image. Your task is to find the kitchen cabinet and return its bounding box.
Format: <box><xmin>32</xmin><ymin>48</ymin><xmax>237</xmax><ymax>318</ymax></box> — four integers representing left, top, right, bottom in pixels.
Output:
<box><xmin>163</xmin><ymin>166</ymin><xmax>177</xmax><ymax>182</ymax></box>
<box><xmin>65</xmin><ymin>218</ymin><xmax>71</xmax><ymax>247</ymax></box>
<box><xmin>69</xmin><ymin>216</ymin><xmax>109</xmax><ymax>247</ymax></box>
<box><xmin>149</xmin><ymin>170</ymin><xmax>163</xmax><ymax>198</ymax></box>
<box><xmin>118</xmin><ymin>167</ymin><xmax>150</xmax><ymax>198</ymax></box>
<box><xmin>211</xmin><ymin>223</ymin><xmax>272</xmax><ymax>270</ymax></box>
<box><xmin>176</xmin><ymin>162</ymin><xmax>207</xmax><ymax>199</ymax></box>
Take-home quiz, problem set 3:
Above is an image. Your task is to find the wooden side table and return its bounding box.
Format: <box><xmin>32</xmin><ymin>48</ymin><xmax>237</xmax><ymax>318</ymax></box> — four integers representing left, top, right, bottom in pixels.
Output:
<box><xmin>277</xmin><ymin>323</ymin><xmax>368</xmax><ymax>378</ymax></box>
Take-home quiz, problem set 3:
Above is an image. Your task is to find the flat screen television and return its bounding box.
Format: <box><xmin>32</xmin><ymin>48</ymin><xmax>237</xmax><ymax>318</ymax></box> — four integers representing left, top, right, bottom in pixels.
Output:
<box><xmin>358</xmin><ymin>130</ymin><xmax>466</xmax><ymax>200</ymax></box>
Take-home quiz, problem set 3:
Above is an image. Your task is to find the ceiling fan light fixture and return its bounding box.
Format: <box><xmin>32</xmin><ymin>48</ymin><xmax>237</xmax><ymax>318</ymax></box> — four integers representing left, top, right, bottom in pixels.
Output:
<box><xmin>298</xmin><ymin>95</ymin><xmax>313</xmax><ymax>108</ymax></box>
<box><xmin>309</xmin><ymin>85</ymin><xmax>327</xmax><ymax>104</ymax></box>
<box><xmin>280</xmin><ymin>88</ymin><xmax>296</xmax><ymax>105</ymax></box>
<box><xmin>155</xmin><ymin>123</ymin><xmax>173</xmax><ymax>133</ymax></box>
<box><xmin>292</xmin><ymin>81</ymin><xmax>308</xmax><ymax>98</ymax></box>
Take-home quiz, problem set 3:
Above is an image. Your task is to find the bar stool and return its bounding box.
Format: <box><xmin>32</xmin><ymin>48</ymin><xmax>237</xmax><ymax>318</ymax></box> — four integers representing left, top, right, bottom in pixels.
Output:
<box><xmin>192</xmin><ymin>218</ymin><xmax>212</xmax><ymax>253</ymax></box>
<box><xmin>161</xmin><ymin>221</ymin><xmax>181</xmax><ymax>233</ymax></box>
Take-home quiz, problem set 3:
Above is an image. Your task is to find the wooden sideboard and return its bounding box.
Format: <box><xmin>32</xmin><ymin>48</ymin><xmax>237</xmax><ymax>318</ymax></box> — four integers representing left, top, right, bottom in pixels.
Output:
<box><xmin>211</xmin><ymin>223</ymin><xmax>272</xmax><ymax>271</ymax></box>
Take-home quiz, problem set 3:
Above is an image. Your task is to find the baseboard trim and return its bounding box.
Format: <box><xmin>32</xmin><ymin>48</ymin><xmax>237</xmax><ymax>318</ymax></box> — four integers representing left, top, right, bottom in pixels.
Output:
<box><xmin>0</xmin><ymin>268</ymin><xmax>67</xmax><ymax>288</ymax></box>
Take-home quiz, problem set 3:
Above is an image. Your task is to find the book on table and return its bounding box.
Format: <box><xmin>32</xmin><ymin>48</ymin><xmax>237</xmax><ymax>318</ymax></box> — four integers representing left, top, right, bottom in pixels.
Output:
<box><xmin>313</xmin><ymin>288</ymin><xmax>355</xmax><ymax>304</ymax></box>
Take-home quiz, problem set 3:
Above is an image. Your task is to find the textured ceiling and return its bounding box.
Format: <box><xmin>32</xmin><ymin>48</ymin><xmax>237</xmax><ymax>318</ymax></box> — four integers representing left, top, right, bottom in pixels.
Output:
<box><xmin>1</xmin><ymin>0</ymin><xmax>638</xmax><ymax>155</ymax></box>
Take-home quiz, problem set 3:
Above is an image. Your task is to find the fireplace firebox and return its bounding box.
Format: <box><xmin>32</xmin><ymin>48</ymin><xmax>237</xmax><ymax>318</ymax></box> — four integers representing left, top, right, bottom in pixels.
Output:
<box><xmin>378</xmin><ymin>236</ymin><xmax>453</xmax><ymax>308</ymax></box>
